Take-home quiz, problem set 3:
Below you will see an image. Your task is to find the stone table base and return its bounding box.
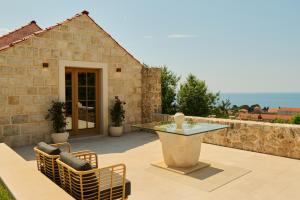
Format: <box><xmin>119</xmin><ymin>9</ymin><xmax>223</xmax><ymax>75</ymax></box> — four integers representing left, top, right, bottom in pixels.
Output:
<box><xmin>157</xmin><ymin>131</ymin><xmax>203</xmax><ymax>168</ymax></box>
<box><xmin>151</xmin><ymin>161</ymin><xmax>210</xmax><ymax>175</ymax></box>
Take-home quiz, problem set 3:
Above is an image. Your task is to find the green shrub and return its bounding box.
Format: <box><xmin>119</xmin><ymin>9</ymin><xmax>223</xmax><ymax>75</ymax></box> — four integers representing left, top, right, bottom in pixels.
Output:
<box><xmin>272</xmin><ymin>118</ymin><xmax>290</xmax><ymax>124</ymax></box>
<box><xmin>46</xmin><ymin>101</ymin><xmax>66</xmax><ymax>133</ymax></box>
<box><xmin>291</xmin><ymin>114</ymin><xmax>300</xmax><ymax>124</ymax></box>
<box><xmin>110</xmin><ymin>96</ymin><xmax>126</xmax><ymax>126</ymax></box>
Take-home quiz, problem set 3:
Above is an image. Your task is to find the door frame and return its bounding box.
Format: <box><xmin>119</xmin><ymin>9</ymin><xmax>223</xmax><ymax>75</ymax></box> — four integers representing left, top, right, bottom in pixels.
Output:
<box><xmin>58</xmin><ymin>60</ymin><xmax>108</xmax><ymax>135</ymax></box>
<box><xmin>65</xmin><ymin>67</ymin><xmax>100</xmax><ymax>135</ymax></box>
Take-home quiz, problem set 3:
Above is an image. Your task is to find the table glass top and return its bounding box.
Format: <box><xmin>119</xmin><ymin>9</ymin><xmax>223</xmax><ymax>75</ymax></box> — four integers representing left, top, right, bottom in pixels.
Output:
<box><xmin>132</xmin><ymin>122</ymin><xmax>229</xmax><ymax>136</ymax></box>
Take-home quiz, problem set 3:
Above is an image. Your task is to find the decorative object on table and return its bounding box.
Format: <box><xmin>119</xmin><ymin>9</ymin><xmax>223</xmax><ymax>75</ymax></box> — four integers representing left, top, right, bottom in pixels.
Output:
<box><xmin>110</xmin><ymin>96</ymin><xmax>126</xmax><ymax>136</ymax></box>
<box><xmin>174</xmin><ymin>112</ymin><xmax>185</xmax><ymax>129</ymax></box>
<box><xmin>46</xmin><ymin>101</ymin><xmax>69</xmax><ymax>143</ymax></box>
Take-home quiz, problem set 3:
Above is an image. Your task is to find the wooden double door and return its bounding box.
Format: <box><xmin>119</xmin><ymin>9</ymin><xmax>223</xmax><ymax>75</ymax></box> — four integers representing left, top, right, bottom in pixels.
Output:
<box><xmin>65</xmin><ymin>68</ymin><xmax>100</xmax><ymax>135</ymax></box>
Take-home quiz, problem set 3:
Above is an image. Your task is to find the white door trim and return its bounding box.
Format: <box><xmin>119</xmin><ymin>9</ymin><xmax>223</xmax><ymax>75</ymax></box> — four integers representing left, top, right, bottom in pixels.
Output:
<box><xmin>58</xmin><ymin>60</ymin><xmax>108</xmax><ymax>135</ymax></box>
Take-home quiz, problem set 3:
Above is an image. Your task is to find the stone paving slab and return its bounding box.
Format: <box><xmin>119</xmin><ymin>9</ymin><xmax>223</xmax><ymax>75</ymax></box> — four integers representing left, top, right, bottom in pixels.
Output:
<box><xmin>14</xmin><ymin>132</ymin><xmax>300</xmax><ymax>200</ymax></box>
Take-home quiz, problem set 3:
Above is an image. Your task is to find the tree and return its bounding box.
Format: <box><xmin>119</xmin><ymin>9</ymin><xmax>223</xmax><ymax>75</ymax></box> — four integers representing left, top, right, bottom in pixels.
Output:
<box><xmin>249</xmin><ymin>104</ymin><xmax>261</xmax><ymax>113</ymax></box>
<box><xmin>239</xmin><ymin>105</ymin><xmax>250</xmax><ymax>111</ymax></box>
<box><xmin>232</xmin><ymin>105</ymin><xmax>239</xmax><ymax>110</ymax></box>
<box><xmin>291</xmin><ymin>114</ymin><xmax>300</xmax><ymax>125</ymax></box>
<box><xmin>160</xmin><ymin>66</ymin><xmax>181</xmax><ymax>114</ymax></box>
<box><xmin>262</xmin><ymin>107</ymin><xmax>269</xmax><ymax>112</ymax></box>
<box><xmin>177</xmin><ymin>74</ymin><xmax>219</xmax><ymax>116</ymax></box>
<box><xmin>217</xmin><ymin>99</ymin><xmax>231</xmax><ymax>117</ymax></box>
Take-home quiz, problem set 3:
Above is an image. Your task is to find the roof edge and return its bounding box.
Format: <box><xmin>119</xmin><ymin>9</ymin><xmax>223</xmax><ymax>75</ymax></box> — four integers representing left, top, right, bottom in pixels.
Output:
<box><xmin>83</xmin><ymin>13</ymin><xmax>142</xmax><ymax>65</ymax></box>
<box><xmin>0</xmin><ymin>21</ymin><xmax>42</xmax><ymax>40</ymax></box>
<box><xmin>0</xmin><ymin>10</ymin><xmax>143</xmax><ymax>66</ymax></box>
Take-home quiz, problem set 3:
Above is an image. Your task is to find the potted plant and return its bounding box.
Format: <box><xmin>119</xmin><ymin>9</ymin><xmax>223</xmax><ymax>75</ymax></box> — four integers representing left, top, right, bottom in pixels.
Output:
<box><xmin>110</xmin><ymin>96</ymin><xmax>126</xmax><ymax>136</ymax></box>
<box><xmin>46</xmin><ymin>100</ymin><xmax>69</xmax><ymax>143</ymax></box>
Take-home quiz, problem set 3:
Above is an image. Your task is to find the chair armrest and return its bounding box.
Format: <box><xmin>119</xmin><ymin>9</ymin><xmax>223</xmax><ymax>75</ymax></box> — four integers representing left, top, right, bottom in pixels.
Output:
<box><xmin>56</xmin><ymin>158</ymin><xmax>128</xmax><ymax>199</ymax></box>
<box><xmin>72</xmin><ymin>150</ymin><xmax>98</xmax><ymax>168</ymax></box>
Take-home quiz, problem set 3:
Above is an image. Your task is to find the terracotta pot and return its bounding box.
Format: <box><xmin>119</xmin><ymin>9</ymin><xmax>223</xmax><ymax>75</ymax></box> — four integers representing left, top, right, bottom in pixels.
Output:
<box><xmin>51</xmin><ymin>132</ymin><xmax>69</xmax><ymax>143</ymax></box>
<box><xmin>109</xmin><ymin>126</ymin><xmax>123</xmax><ymax>137</ymax></box>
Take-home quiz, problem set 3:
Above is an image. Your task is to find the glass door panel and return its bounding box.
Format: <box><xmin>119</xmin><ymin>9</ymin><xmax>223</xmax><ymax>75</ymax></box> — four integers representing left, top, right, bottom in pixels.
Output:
<box><xmin>87</xmin><ymin>101</ymin><xmax>96</xmax><ymax>128</ymax></box>
<box><xmin>77</xmin><ymin>71</ymin><xmax>97</xmax><ymax>130</ymax></box>
<box><xmin>65</xmin><ymin>72</ymin><xmax>72</xmax><ymax>130</ymax></box>
<box><xmin>87</xmin><ymin>72</ymin><xmax>96</xmax><ymax>129</ymax></box>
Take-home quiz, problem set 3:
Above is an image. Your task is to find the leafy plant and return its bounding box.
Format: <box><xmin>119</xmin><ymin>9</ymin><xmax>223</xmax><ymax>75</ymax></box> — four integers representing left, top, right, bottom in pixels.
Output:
<box><xmin>215</xmin><ymin>99</ymin><xmax>231</xmax><ymax>118</ymax></box>
<box><xmin>160</xmin><ymin>66</ymin><xmax>181</xmax><ymax>114</ymax></box>
<box><xmin>272</xmin><ymin>118</ymin><xmax>290</xmax><ymax>124</ymax></box>
<box><xmin>46</xmin><ymin>101</ymin><xmax>66</xmax><ymax>133</ymax></box>
<box><xmin>248</xmin><ymin>104</ymin><xmax>261</xmax><ymax>113</ymax></box>
<box><xmin>0</xmin><ymin>181</ymin><xmax>14</xmax><ymax>200</ymax></box>
<box><xmin>177</xmin><ymin>74</ymin><xmax>219</xmax><ymax>117</ymax></box>
<box><xmin>110</xmin><ymin>96</ymin><xmax>126</xmax><ymax>127</ymax></box>
<box><xmin>239</xmin><ymin>104</ymin><xmax>250</xmax><ymax>111</ymax></box>
<box><xmin>291</xmin><ymin>114</ymin><xmax>300</xmax><ymax>124</ymax></box>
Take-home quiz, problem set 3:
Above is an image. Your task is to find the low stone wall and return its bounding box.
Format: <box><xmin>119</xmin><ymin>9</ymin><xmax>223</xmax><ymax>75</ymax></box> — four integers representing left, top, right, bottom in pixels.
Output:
<box><xmin>152</xmin><ymin>113</ymin><xmax>300</xmax><ymax>159</ymax></box>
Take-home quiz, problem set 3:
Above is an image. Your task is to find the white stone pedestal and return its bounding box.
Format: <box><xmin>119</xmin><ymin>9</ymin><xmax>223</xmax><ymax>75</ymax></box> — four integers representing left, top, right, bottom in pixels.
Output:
<box><xmin>157</xmin><ymin>131</ymin><xmax>202</xmax><ymax>167</ymax></box>
<box><xmin>153</xmin><ymin>131</ymin><xmax>210</xmax><ymax>174</ymax></box>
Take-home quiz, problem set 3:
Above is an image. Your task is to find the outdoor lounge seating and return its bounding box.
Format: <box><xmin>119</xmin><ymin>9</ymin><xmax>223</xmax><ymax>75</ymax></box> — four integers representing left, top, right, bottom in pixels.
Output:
<box><xmin>56</xmin><ymin>151</ymin><xmax>130</xmax><ymax>200</ymax></box>
<box><xmin>34</xmin><ymin>142</ymin><xmax>71</xmax><ymax>185</ymax></box>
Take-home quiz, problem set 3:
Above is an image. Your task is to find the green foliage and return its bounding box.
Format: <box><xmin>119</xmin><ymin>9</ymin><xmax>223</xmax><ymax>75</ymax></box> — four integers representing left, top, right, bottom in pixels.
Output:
<box><xmin>177</xmin><ymin>74</ymin><xmax>219</xmax><ymax>117</ymax></box>
<box><xmin>46</xmin><ymin>101</ymin><xmax>66</xmax><ymax>133</ymax></box>
<box><xmin>230</xmin><ymin>104</ymin><xmax>239</xmax><ymax>116</ymax></box>
<box><xmin>110</xmin><ymin>96</ymin><xmax>126</xmax><ymax>126</ymax></box>
<box><xmin>232</xmin><ymin>105</ymin><xmax>239</xmax><ymax>110</ymax></box>
<box><xmin>272</xmin><ymin>118</ymin><xmax>290</xmax><ymax>124</ymax></box>
<box><xmin>215</xmin><ymin>99</ymin><xmax>231</xmax><ymax>118</ymax></box>
<box><xmin>160</xmin><ymin>66</ymin><xmax>181</xmax><ymax>114</ymax></box>
<box><xmin>291</xmin><ymin>114</ymin><xmax>300</xmax><ymax>124</ymax></box>
<box><xmin>239</xmin><ymin>105</ymin><xmax>250</xmax><ymax>110</ymax></box>
<box><xmin>0</xmin><ymin>181</ymin><xmax>15</xmax><ymax>200</ymax></box>
<box><xmin>248</xmin><ymin>104</ymin><xmax>261</xmax><ymax>113</ymax></box>
<box><xmin>262</xmin><ymin>107</ymin><xmax>269</xmax><ymax>112</ymax></box>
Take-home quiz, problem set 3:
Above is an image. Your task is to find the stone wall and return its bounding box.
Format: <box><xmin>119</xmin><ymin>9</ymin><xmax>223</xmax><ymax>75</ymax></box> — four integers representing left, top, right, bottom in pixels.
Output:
<box><xmin>152</xmin><ymin>114</ymin><xmax>300</xmax><ymax>159</ymax></box>
<box><xmin>141</xmin><ymin>67</ymin><xmax>161</xmax><ymax>123</ymax></box>
<box><xmin>0</xmin><ymin>13</ymin><xmax>147</xmax><ymax>146</ymax></box>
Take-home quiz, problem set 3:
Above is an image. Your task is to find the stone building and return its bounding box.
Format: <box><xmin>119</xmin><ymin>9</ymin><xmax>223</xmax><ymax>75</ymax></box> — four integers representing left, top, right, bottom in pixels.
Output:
<box><xmin>0</xmin><ymin>11</ymin><xmax>161</xmax><ymax>147</ymax></box>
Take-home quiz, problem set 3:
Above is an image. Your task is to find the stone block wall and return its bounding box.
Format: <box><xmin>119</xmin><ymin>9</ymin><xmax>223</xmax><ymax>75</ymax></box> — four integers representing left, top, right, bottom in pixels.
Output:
<box><xmin>141</xmin><ymin>67</ymin><xmax>161</xmax><ymax>123</ymax></box>
<box><xmin>152</xmin><ymin>113</ymin><xmax>300</xmax><ymax>159</ymax></box>
<box><xmin>0</xmin><ymin>13</ymin><xmax>156</xmax><ymax>146</ymax></box>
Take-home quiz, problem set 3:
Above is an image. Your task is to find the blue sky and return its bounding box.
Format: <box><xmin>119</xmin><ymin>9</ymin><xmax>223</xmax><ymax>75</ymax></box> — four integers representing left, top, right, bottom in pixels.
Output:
<box><xmin>1</xmin><ymin>0</ymin><xmax>300</xmax><ymax>92</ymax></box>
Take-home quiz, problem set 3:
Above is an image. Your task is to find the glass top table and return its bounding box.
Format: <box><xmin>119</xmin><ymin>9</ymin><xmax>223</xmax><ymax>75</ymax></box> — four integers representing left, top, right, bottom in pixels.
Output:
<box><xmin>133</xmin><ymin>120</ymin><xmax>229</xmax><ymax>174</ymax></box>
<box><xmin>132</xmin><ymin>122</ymin><xmax>229</xmax><ymax>136</ymax></box>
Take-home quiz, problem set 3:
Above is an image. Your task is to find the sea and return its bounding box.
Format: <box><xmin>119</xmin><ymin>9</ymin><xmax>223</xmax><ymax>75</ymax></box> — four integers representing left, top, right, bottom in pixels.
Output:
<box><xmin>220</xmin><ymin>93</ymin><xmax>300</xmax><ymax>108</ymax></box>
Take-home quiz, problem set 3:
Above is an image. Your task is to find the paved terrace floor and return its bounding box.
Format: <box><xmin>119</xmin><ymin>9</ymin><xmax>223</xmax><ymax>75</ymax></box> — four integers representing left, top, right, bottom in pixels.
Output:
<box><xmin>14</xmin><ymin>132</ymin><xmax>300</xmax><ymax>200</ymax></box>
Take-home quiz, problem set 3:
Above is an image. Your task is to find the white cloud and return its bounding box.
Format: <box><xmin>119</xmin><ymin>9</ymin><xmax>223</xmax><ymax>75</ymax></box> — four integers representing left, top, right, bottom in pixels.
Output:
<box><xmin>0</xmin><ymin>28</ymin><xmax>10</xmax><ymax>36</ymax></box>
<box><xmin>167</xmin><ymin>34</ymin><xmax>198</xmax><ymax>39</ymax></box>
<box><xmin>143</xmin><ymin>35</ymin><xmax>153</xmax><ymax>39</ymax></box>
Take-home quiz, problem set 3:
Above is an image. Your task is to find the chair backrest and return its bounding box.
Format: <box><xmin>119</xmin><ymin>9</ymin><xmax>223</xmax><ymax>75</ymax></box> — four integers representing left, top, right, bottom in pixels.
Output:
<box><xmin>56</xmin><ymin>153</ymin><xmax>126</xmax><ymax>200</ymax></box>
<box><xmin>34</xmin><ymin>142</ymin><xmax>71</xmax><ymax>185</ymax></box>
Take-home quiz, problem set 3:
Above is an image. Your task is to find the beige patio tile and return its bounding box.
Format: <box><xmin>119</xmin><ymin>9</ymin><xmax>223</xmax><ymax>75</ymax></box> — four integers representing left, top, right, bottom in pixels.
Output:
<box><xmin>14</xmin><ymin>132</ymin><xmax>300</xmax><ymax>200</ymax></box>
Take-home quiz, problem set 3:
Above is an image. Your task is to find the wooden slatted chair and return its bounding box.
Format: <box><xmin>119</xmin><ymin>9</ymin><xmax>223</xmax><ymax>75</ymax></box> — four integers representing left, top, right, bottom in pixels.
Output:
<box><xmin>34</xmin><ymin>142</ymin><xmax>71</xmax><ymax>185</ymax></box>
<box><xmin>56</xmin><ymin>151</ymin><xmax>130</xmax><ymax>200</ymax></box>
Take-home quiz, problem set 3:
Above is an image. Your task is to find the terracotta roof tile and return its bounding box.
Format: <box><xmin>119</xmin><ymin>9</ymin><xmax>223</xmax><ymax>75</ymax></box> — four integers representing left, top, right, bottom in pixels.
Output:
<box><xmin>0</xmin><ymin>21</ymin><xmax>42</xmax><ymax>49</ymax></box>
<box><xmin>239</xmin><ymin>113</ymin><xmax>292</xmax><ymax>120</ymax></box>
<box><xmin>268</xmin><ymin>108</ymin><xmax>279</xmax><ymax>113</ymax></box>
<box><xmin>279</xmin><ymin>108</ymin><xmax>300</xmax><ymax>112</ymax></box>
